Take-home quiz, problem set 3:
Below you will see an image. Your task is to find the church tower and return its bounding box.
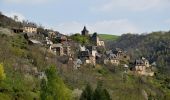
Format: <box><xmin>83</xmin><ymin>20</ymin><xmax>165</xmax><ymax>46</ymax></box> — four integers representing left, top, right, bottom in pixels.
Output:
<box><xmin>81</xmin><ymin>26</ymin><xmax>89</xmax><ymax>36</ymax></box>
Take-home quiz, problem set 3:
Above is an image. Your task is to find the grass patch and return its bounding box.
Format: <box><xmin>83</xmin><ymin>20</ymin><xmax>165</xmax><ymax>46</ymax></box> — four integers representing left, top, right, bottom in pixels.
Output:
<box><xmin>98</xmin><ymin>34</ymin><xmax>119</xmax><ymax>41</ymax></box>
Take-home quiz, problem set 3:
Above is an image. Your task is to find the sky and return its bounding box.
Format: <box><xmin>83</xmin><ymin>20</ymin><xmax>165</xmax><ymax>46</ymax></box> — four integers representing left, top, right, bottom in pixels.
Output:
<box><xmin>0</xmin><ymin>0</ymin><xmax>170</xmax><ymax>35</ymax></box>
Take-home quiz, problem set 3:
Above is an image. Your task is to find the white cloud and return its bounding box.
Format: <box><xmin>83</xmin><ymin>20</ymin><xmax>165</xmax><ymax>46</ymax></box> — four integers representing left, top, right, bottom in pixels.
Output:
<box><xmin>3</xmin><ymin>12</ymin><xmax>25</xmax><ymax>21</ymax></box>
<box><xmin>53</xmin><ymin>19</ymin><xmax>139</xmax><ymax>35</ymax></box>
<box><xmin>2</xmin><ymin>0</ymin><xmax>54</xmax><ymax>4</ymax></box>
<box><xmin>92</xmin><ymin>0</ymin><xmax>170</xmax><ymax>12</ymax></box>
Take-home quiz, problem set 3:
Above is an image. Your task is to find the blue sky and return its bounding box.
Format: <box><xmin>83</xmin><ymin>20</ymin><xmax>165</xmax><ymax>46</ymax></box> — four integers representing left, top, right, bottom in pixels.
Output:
<box><xmin>0</xmin><ymin>0</ymin><xmax>170</xmax><ymax>35</ymax></box>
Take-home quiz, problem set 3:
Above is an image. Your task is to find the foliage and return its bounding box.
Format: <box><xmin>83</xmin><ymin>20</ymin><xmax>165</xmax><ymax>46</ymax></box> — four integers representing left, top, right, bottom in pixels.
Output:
<box><xmin>70</xmin><ymin>34</ymin><xmax>89</xmax><ymax>45</ymax></box>
<box><xmin>40</xmin><ymin>65</ymin><xmax>72</xmax><ymax>100</ymax></box>
<box><xmin>80</xmin><ymin>82</ymin><xmax>111</xmax><ymax>100</ymax></box>
<box><xmin>107</xmin><ymin>32</ymin><xmax>170</xmax><ymax>75</ymax></box>
<box><xmin>80</xmin><ymin>83</ymin><xmax>93</xmax><ymax>100</ymax></box>
<box><xmin>93</xmin><ymin>81</ymin><xmax>111</xmax><ymax>100</ymax></box>
<box><xmin>0</xmin><ymin>63</ymin><xmax>6</xmax><ymax>81</ymax></box>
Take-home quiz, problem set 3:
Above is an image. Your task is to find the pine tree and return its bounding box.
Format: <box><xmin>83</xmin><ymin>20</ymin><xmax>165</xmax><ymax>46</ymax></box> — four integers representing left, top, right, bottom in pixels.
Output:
<box><xmin>80</xmin><ymin>83</ymin><xmax>93</xmax><ymax>100</ymax></box>
<box><xmin>93</xmin><ymin>81</ymin><xmax>111</xmax><ymax>100</ymax></box>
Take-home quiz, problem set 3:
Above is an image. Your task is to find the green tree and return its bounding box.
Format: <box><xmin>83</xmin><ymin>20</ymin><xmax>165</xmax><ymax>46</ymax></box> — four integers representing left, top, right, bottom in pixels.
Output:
<box><xmin>70</xmin><ymin>34</ymin><xmax>89</xmax><ymax>45</ymax></box>
<box><xmin>40</xmin><ymin>65</ymin><xmax>72</xmax><ymax>100</ymax></box>
<box><xmin>80</xmin><ymin>83</ymin><xmax>93</xmax><ymax>100</ymax></box>
<box><xmin>93</xmin><ymin>81</ymin><xmax>111</xmax><ymax>100</ymax></box>
<box><xmin>40</xmin><ymin>78</ymin><xmax>48</xmax><ymax>100</ymax></box>
<box><xmin>0</xmin><ymin>63</ymin><xmax>6</xmax><ymax>81</ymax></box>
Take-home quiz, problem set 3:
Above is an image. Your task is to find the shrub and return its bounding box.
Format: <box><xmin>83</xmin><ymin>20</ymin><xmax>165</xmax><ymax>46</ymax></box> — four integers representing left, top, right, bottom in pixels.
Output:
<box><xmin>0</xmin><ymin>63</ymin><xmax>6</xmax><ymax>81</ymax></box>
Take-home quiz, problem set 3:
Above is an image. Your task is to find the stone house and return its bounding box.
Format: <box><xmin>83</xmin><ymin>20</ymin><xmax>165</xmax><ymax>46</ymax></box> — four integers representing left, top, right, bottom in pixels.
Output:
<box><xmin>86</xmin><ymin>46</ymin><xmax>97</xmax><ymax>57</ymax></box>
<box><xmin>133</xmin><ymin>57</ymin><xmax>154</xmax><ymax>76</ymax></box>
<box><xmin>56</xmin><ymin>35</ymin><xmax>67</xmax><ymax>43</ymax></box>
<box><xmin>78</xmin><ymin>45</ymin><xmax>97</xmax><ymax>65</ymax></box>
<box><xmin>63</xmin><ymin>44</ymin><xmax>71</xmax><ymax>56</ymax></box>
<box><xmin>112</xmin><ymin>48</ymin><xmax>130</xmax><ymax>61</ymax></box>
<box><xmin>11</xmin><ymin>27</ymin><xmax>23</xmax><ymax>33</ymax></box>
<box><xmin>79</xmin><ymin>50</ymin><xmax>96</xmax><ymax>66</ymax></box>
<box><xmin>50</xmin><ymin>43</ymin><xmax>64</xmax><ymax>56</ymax></box>
<box><xmin>104</xmin><ymin>54</ymin><xmax>120</xmax><ymax>65</ymax></box>
<box><xmin>23</xmin><ymin>22</ymin><xmax>37</xmax><ymax>33</ymax></box>
<box><xmin>91</xmin><ymin>32</ymin><xmax>105</xmax><ymax>47</ymax></box>
<box><xmin>50</xmin><ymin>43</ymin><xmax>71</xmax><ymax>56</ymax></box>
<box><xmin>48</xmin><ymin>31</ymin><xmax>57</xmax><ymax>39</ymax></box>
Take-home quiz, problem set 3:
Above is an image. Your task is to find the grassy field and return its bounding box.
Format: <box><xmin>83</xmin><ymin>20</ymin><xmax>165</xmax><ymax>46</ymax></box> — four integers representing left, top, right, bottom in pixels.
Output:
<box><xmin>98</xmin><ymin>34</ymin><xmax>119</xmax><ymax>41</ymax></box>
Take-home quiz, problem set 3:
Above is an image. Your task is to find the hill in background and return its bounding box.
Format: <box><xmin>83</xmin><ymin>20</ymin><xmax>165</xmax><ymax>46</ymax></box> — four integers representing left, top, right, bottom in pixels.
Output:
<box><xmin>98</xmin><ymin>34</ymin><xmax>119</xmax><ymax>41</ymax></box>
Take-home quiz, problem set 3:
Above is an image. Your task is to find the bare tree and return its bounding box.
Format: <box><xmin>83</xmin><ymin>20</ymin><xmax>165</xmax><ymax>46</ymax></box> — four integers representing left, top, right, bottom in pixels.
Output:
<box><xmin>13</xmin><ymin>15</ymin><xmax>18</xmax><ymax>21</ymax></box>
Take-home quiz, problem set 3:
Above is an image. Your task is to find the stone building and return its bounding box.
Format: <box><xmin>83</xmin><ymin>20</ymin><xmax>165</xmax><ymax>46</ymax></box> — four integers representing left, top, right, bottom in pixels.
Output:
<box><xmin>78</xmin><ymin>46</ymin><xmax>96</xmax><ymax>66</ymax></box>
<box><xmin>50</xmin><ymin>43</ymin><xmax>71</xmax><ymax>56</ymax></box>
<box><xmin>56</xmin><ymin>35</ymin><xmax>67</xmax><ymax>43</ymax></box>
<box><xmin>91</xmin><ymin>32</ymin><xmax>105</xmax><ymax>46</ymax></box>
<box><xmin>104</xmin><ymin>54</ymin><xmax>120</xmax><ymax>65</ymax></box>
<box><xmin>50</xmin><ymin>43</ymin><xmax>64</xmax><ymax>56</ymax></box>
<box><xmin>81</xmin><ymin>26</ymin><xmax>89</xmax><ymax>36</ymax></box>
<box><xmin>11</xmin><ymin>27</ymin><xmax>23</xmax><ymax>33</ymax></box>
<box><xmin>23</xmin><ymin>22</ymin><xmax>37</xmax><ymax>33</ymax></box>
<box><xmin>48</xmin><ymin>31</ymin><xmax>57</xmax><ymax>39</ymax></box>
<box><xmin>133</xmin><ymin>57</ymin><xmax>154</xmax><ymax>76</ymax></box>
<box><xmin>112</xmin><ymin>48</ymin><xmax>130</xmax><ymax>61</ymax></box>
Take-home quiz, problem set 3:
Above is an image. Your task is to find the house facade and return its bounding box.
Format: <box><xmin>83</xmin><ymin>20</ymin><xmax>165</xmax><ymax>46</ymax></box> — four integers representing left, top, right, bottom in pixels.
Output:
<box><xmin>112</xmin><ymin>48</ymin><xmax>130</xmax><ymax>61</ymax></box>
<box><xmin>78</xmin><ymin>46</ymin><xmax>96</xmax><ymax>66</ymax></box>
<box><xmin>133</xmin><ymin>57</ymin><xmax>154</xmax><ymax>76</ymax></box>
<box><xmin>91</xmin><ymin>32</ymin><xmax>105</xmax><ymax>47</ymax></box>
<box><xmin>49</xmin><ymin>43</ymin><xmax>71</xmax><ymax>56</ymax></box>
<box><xmin>23</xmin><ymin>23</ymin><xmax>37</xmax><ymax>33</ymax></box>
<box><xmin>104</xmin><ymin>54</ymin><xmax>120</xmax><ymax>65</ymax></box>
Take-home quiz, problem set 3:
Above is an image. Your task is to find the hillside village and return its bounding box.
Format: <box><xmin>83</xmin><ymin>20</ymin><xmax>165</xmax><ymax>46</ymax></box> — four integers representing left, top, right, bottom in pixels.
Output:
<box><xmin>1</xmin><ymin>12</ymin><xmax>170</xmax><ymax>100</ymax></box>
<box><xmin>10</xmin><ymin>21</ymin><xmax>155</xmax><ymax>77</ymax></box>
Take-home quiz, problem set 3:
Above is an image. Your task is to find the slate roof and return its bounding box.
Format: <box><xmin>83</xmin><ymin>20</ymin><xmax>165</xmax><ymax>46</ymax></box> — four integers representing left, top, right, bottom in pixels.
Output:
<box><xmin>23</xmin><ymin>22</ymin><xmax>37</xmax><ymax>28</ymax></box>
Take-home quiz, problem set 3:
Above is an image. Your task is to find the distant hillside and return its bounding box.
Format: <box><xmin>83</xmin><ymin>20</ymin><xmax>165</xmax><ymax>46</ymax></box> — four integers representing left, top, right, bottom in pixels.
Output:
<box><xmin>98</xmin><ymin>34</ymin><xmax>119</xmax><ymax>41</ymax></box>
<box><xmin>107</xmin><ymin>32</ymin><xmax>170</xmax><ymax>75</ymax></box>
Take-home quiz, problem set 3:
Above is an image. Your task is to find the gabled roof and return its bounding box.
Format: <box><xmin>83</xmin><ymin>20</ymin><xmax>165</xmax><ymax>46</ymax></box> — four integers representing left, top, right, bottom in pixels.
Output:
<box><xmin>29</xmin><ymin>39</ymin><xmax>42</xmax><ymax>45</ymax></box>
<box><xmin>82</xmin><ymin>26</ymin><xmax>89</xmax><ymax>32</ymax></box>
<box><xmin>135</xmin><ymin>57</ymin><xmax>149</xmax><ymax>65</ymax></box>
<box><xmin>23</xmin><ymin>22</ymin><xmax>37</xmax><ymax>28</ymax></box>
